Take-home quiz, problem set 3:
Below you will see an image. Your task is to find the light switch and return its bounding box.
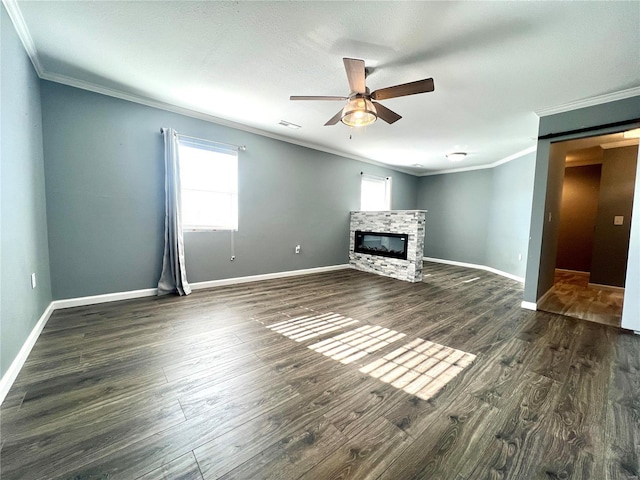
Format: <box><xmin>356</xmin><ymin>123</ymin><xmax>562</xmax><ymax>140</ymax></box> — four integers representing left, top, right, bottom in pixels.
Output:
<box><xmin>614</xmin><ymin>215</ymin><xmax>624</xmax><ymax>226</ymax></box>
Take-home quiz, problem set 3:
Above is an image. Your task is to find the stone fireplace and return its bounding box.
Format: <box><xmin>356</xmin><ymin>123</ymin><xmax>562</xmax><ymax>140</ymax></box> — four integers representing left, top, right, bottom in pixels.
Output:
<box><xmin>349</xmin><ymin>210</ymin><xmax>426</xmax><ymax>282</ymax></box>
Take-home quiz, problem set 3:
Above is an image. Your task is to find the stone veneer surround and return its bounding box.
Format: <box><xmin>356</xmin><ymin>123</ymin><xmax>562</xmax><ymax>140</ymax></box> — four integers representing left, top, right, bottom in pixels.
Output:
<box><xmin>349</xmin><ymin>210</ymin><xmax>426</xmax><ymax>282</ymax></box>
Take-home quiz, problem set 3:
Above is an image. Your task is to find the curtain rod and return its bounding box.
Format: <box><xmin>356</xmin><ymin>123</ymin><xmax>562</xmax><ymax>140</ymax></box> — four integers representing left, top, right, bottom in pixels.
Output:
<box><xmin>361</xmin><ymin>172</ymin><xmax>390</xmax><ymax>180</ymax></box>
<box><xmin>160</xmin><ymin>128</ymin><xmax>246</xmax><ymax>151</ymax></box>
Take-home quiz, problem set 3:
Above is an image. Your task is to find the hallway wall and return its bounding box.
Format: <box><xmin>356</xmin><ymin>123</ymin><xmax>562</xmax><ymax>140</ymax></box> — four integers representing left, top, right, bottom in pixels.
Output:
<box><xmin>590</xmin><ymin>145</ymin><xmax>638</xmax><ymax>287</ymax></box>
<box><xmin>556</xmin><ymin>163</ymin><xmax>602</xmax><ymax>272</ymax></box>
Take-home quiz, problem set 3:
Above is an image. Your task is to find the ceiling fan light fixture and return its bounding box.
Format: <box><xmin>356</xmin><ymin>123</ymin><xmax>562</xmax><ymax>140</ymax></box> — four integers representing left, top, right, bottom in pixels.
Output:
<box><xmin>341</xmin><ymin>95</ymin><xmax>377</xmax><ymax>127</ymax></box>
<box><xmin>446</xmin><ymin>152</ymin><xmax>467</xmax><ymax>162</ymax></box>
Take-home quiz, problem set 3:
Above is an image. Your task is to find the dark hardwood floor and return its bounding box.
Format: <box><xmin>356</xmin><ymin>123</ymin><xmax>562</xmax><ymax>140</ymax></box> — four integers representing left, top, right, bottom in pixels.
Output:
<box><xmin>1</xmin><ymin>262</ymin><xmax>638</xmax><ymax>479</ymax></box>
<box><xmin>538</xmin><ymin>269</ymin><xmax>624</xmax><ymax>327</ymax></box>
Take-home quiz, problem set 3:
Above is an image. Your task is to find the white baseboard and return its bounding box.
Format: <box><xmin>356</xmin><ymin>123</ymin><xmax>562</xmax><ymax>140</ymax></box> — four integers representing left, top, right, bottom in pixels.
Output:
<box><xmin>0</xmin><ymin>302</ymin><xmax>54</xmax><ymax>406</ymax></box>
<box><xmin>0</xmin><ymin>263</ymin><xmax>350</xmax><ymax>405</ymax></box>
<box><xmin>536</xmin><ymin>285</ymin><xmax>556</xmax><ymax>306</ymax></box>
<box><xmin>423</xmin><ymin>257</ymin><xmax>525</xmax><ymax>283</ymax></box>
<box><xmin>555</xmin><ymin>268</ymin><xmax>590</xmax><ymax>276</ymax></box>
<box><xmin>52</xmin><ymin>287</ymin><xmax>158</xmax><ymax>310</ymax></box>
<box><xmin>44</xmin><ymin>265</ymin><xmax>352</xmax><ymax>309</ymax></box>
<box><xmin>190</xmin><ymin>264</ymin><xmax>350</xmax><ymax>290</ymax></box>
<box><xmin>521</xmin><ymin>301</ymin><xmax>537</xmax><ymax>311</ymax></box>
<box><xmin>588</xmin><ymin>282</ymin><xmax>625</xmax><ymax>292</ymax></box>
<box><xmin>49</xmin><ymin>265</ymin><xmax>352</xmax><ymax>307</ymax></box>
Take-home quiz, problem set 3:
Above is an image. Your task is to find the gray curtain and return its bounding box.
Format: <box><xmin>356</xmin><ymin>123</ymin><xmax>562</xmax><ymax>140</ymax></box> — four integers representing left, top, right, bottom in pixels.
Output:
<box><xmin>157</xmin><ymin>128</ymin><xmax>191</xmax><ymax>296</ymax></box>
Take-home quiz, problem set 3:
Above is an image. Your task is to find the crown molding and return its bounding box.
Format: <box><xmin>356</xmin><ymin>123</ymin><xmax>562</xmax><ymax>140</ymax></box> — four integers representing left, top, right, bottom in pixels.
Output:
<box><xmin>2</xmin><ymin>0</ymin><xmax>44</xmax><ymax>75</ymax></box>
<box><xmin>4</xmin><ymin>0</ymin><xmax>414</xmax><ymax>177</ymax></box>
<box><xmin>418</xmin><ymin>146</ymin><xmax>537</xmax><ymax>176</ymax></box>
<box><xmin>600</xmin><ymin>139</ymin><xmax>639</xmax><ymax>150</ymax></box>
<box><xmin>2</xmin><ymin>0</ymin><xmax>529</xmax><ymax>179</ymax></box>
<box><xmin>39</xmin><ymin>70</ymin><xmax>417</xmax><ymax>176</ymax></box>
<box><xmin>14</xmin><ymin>0</ymin><xmax>615</xmax><ymax>179</ymax></box>
<box><xmin>535</xmin><ymin>86</ymin><xmax>640</xmax><ymax>117</ymax></box>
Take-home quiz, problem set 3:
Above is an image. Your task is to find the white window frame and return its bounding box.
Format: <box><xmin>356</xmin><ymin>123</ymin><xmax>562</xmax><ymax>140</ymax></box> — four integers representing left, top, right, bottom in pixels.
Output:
<box><xmin>360</xmin><ymin>174</ymin><xmax>392</xmax><ymax>211</ymax></box>
<box><xmin>178</xmin><ymin>137</ymin><xmax>238</xmax><ymax>232</ymax></box>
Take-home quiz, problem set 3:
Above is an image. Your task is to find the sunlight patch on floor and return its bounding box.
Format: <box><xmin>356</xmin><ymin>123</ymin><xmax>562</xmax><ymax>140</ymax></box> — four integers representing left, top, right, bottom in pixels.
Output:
<box><xmin>360</xmin><ymin>338</ymin><xmax>476</xmax><ymax>400</ymax></box>
<box><xmin>259</xmin><ymin>312</ymin><xmax>476</xmax><ymax>400</ymax></box>
<box><xmin>308</xmin><ymin>325</ymin><xmax>406</xmax><ymax>364</ymax></box>
<box><xmin>265</xmin><ymin>312</ymin><xmax>359</xmax><ymax>342</ymax></box>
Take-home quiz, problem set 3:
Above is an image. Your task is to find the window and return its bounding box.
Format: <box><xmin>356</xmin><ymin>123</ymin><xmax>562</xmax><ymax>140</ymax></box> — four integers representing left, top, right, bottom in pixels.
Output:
<box><xmin>178</xmin><ymin>138</ymin><xmax>238</xmax><ymax>231</ymax></box>
<box><xmin>360</xmin><ymin>174</ymin><xmax>391</xmax><ymax>211</ymax></box>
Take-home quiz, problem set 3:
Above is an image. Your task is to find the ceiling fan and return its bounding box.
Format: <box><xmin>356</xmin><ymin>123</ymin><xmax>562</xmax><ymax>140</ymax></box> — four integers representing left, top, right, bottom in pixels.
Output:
<box><xmin>290</xmin><ymin>58</ymin><xmax>435</xmax><ymax>127</ymax></box>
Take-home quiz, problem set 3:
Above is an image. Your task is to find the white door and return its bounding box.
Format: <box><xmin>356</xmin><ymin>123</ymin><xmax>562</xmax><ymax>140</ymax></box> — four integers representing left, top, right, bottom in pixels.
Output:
<box><xmin>621</xmin><ymin>145</ymin><xmax>640</xmax><ymax>330</ymax></box>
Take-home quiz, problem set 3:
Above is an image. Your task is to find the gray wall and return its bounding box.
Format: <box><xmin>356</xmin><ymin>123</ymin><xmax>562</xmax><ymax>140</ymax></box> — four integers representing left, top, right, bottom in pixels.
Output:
<box><xmin>524</xmin><ymin>95</ymin><xmax>640</xmax><ymax>304</ymax></box>
<box><xmin>539</xmin><ymin>98</ymin><xmax>640</xmax><ymax>138</ymax></box>
<box><xmin>417</xmin><ymin>152</ymin><xmax>535</xmax><ymax>279</ymax></box>
<box><xmin>485</xmin><ymin>154</ymin><xmax>536</xmax><ymax>278</ymax></box>
<box><xmin>1</xmin><ymin>6</ymin><xmax>53</xmax><ymax>377</ymax></box>
<box><xmin>417</xmin><ymin>169</ymin><xmax>491</xmax><ymax>266</ymax></box>
<box><xmin>556</xmin><ymin>164</ymin><xmax>601</xmax><ymax>272</ymax></box>
<box><xmin>40</xmin><ymin>81</ymin><xmax>418</xmax><ymax>299</ymax></box>
<box><xmin>590</xmin><ymin>145</ymin><xmax>638</xmax><ymax>287</ymax></box>
<box><xmin>536</xmin><ymin>142</ymin><xmax>570</xmax><ymax>298</ymax></box>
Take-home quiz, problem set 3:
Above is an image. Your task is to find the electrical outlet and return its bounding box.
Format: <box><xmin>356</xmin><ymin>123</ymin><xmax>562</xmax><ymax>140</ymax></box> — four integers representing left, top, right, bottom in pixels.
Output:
<box><xmin>295</xmin><ymin>245</ymin><xmax>301</xmax><ymax>254</ymax></box>
<box><xmin>31</xmin><ymin>273</ymin><xmax>37</xmax><ymax>289</ymax></box>
<box><xmin>518</xmin><ymin>253</ymin><xmax>522</xmax><ymax>261</ymax></box>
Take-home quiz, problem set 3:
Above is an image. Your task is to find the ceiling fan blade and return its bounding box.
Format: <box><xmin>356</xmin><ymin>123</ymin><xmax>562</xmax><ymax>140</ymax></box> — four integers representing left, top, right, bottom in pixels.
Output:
<box><xmin>373</xmin><ymin>102</ymin><xmax>402</xmax><ymax>124</ymax></box>
<box><xmin>324</xmin><ymin>109</ymin><xmax>344</xmax><ymax>126</ymax></box>
<box><xmin>371</xmin><ymin>78</ymin><xmax>434</xmax><ymax>101</ymax></box>
<box><xmin>343</xmin><ymin>58</ymin><xmax>366</xmax><ymax>94</ymax></box>
<box><xmin>290</xmin><ymin>95</ymin><xmax>348</xmax><ymax>101</ymax></box>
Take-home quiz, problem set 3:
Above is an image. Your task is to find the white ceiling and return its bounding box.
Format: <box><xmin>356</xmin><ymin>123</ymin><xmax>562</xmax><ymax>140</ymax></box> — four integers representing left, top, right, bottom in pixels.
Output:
<box><xmin>8</xmin><ymin>1</ymin><xmax>640</xmax><ymax>174</ymax></box>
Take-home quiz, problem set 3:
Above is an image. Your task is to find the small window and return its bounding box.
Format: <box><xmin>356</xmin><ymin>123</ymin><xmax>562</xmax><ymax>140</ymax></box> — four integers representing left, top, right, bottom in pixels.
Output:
<box><xmin>178</xmin><ymin>138</ymin><xmax>238</xmax><ymax>231</ymax></box>
<box><xmin>360</xmin><ymin>174</ymin><xmax>391</xmax><ymax>211</ymax></box>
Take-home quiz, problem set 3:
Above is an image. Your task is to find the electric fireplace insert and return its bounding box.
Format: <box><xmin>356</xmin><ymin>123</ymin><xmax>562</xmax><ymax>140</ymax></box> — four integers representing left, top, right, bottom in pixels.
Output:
<box><xmin>354</xmin><ymin>230</ymin><xmax>408</xmax><ymax>260</ymax></box>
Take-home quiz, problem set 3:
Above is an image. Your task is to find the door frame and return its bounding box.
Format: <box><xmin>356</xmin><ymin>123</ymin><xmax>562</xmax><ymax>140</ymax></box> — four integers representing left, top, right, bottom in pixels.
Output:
<box><xmin>523</xmin><ymin>118</ymin><xmax>640</xmax><ymax>329</ymax></box>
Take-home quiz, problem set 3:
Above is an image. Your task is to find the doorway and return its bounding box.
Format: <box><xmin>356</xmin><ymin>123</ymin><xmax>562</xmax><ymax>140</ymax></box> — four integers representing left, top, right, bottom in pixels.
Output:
<box><xmin>537</xmin><ymin>131</ymin><xmax>638</xmax><ymax>326</ymax></box>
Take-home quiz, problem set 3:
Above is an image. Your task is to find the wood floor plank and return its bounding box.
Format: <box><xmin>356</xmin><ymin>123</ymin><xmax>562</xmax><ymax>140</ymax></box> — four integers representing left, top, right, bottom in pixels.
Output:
<box><xmin>539</xmin><ymin>269</ymin><xmax>623</xmax><ymax>327</ymax></box>
<box><xmin>461</xmin><ymin>372</ymin><xmax>560</xmax><ymax>479</ymax></box>
<box><xmin>3</xmin><ymin>353</ymin><xmax>267</xmax><ymax>444</ymax></box>
<box><xmin>215</xmin><ymin>417</ymin><xmax>347</xmax><ymax>480</ymax></box>
<box><xmin>604</xmin><ymin>332</ymin><xmax>640</xmax><ymax>479</ymax></box>
<box><xmin>297</xmin><ymin>416</ymin><xmax>409</xmax><ymax>480</ymax></box>
<box><xmin>1</xmin><ymin>400</ymin><xmax>186</xmax><ymax>479</ymax></box>
<box><xmin>526</xmin><ymin>315</ymin><xmax>581</xmax><ymax>383</ymax></box>
<box><xmin>376</xmin><ymin>394</ymin><xmax>498</xmax><ymax>480</ymax></box>
<box><xmin>177</xmin><ymin>365</ymin><xmax>295</xmax><ymax>420</ymax></box>
<box><xmin>381</xmin><ymin>334</ymin><xmax>524</xmax><ymax>439</ymax></box>
<box><xmin>323</xmin><ymin>381</ymin><xmax>406</xmax><ymax>439</ymax></box>
<box><xmin>137</xmin><ymin>452</ymin><xmax>204</xmax><ymax>480</ymax></box>
<box><xmin>53</xmin><ymin>382</ymin><xmax>302</xmax><ymax>479</ymax></box>
<box><xmin>193</xmin><ymin>369</ymin><xmax>374</xmax><ymax>479</ymax></box>
<box><xmin>543</xmin><ymin>322</ymin><xmax>613</xmax><ymax>474</ymax></box>
<box><xmin>461</xmin><ymin>337</ymin><xmax>532</xmax><ymax>408</ymax></box>
<box><xmin>1</xmin><ymin>262</ymin><xmax>637</xmax><ymax>480</ymax></box>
